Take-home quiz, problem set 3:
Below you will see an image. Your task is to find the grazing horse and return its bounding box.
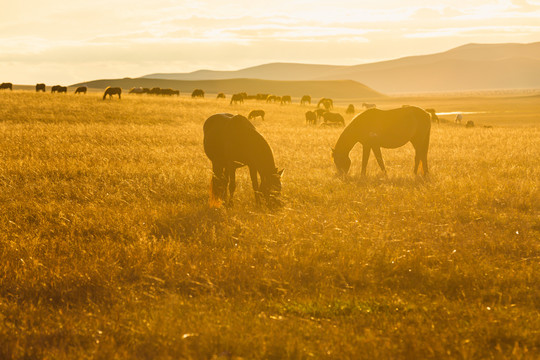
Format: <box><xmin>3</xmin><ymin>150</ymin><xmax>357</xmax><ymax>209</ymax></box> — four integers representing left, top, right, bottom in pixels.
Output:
<box><xmin>317</xmin><ymin>98</ymin><xmax>333</xmax><ymax>110</ymax></box>
<box><xmin>346</xmin><ymin>104</ymin><xmax>355</xmax><ymax>114</ymax></box>
<box><xmin>230</xmin><ymin>93</ymin><xmax>244</xmax><ymax>105</ymax></box>
<box><xmin>217</xmin><ymin>93</ymin><xmax>226</xmax><ymax>99</ymax></box>
<box><xmin>455</xmin><ymin>113</ymin><xmax>463</xmax><ymax>124</ymax></box>
<box><xmin>75</xmin><ymin>86</ymin><xmax>87</xmax><ymax>94</ymax></box>
<box><xmin>102</xmin><ymin>86</ymin><xmax>121</xmax><ymax>100</ymax></box>
<box><xmin>192</xmin><ymin>89</ymin><xmax>205</xmax><ymax>98</ymax></box>
<box><xmin>0</xmin><ymin>82</ymin><xmax>13</xmax><ymax>90</ymax></box>
<box><xmin>248</xmin><ymin>110</ymin><xmax>265</xmax><ymax>121</ymax></box>
<box><xmin>204</xmin><ymin>113</ymin><xmax>283</xmax><ymax>208</ymax></box>
<box><xmin>314</xmin><ymin>109</ymin><xmax>326</xmax><ymax>121</ymax></box>
<box><xmin>322</xmin><ymin>112</ymin><xmax>345</xmax><ymax>126</ymax></box>
<box><xmin>465</xmin><ymin>120</ymin><xmax>475</xmax><ymax>128</ymax></box>
<box><xmin>148</xmin><ymin>87</ymin><xmax>161</xmax><ymax>95</ymax></box>
<box><xmin>281</xmin><ymin>95</ymin><xmax>292</xmax><ymax>105</ymax></box>
<box><xmin>51</xmin><ymin>85</ymin><xmax>64</xmax><ymax>93</ymax></box>
<box><xmin>362</xmin><ymin>103</ymin><xmax>376</xmax><ymax>109</ymax></box>
<box><xmin>36</xmin><ymin>83</ymin><xmax>46</xmax><ymax>92</ymax></box>
<box><xmin>266</xmin><ymin>95</ymin><xmax>277</xmax><ymax>103</ymax></box>
<box><xmin>332</xmin><ymin>106</ymin><xmax>431</xmax><ymax>176</ymax></box>
<box><xmin>305</xmin><ymin>111</ymin><xmax>317</xmax><ymax>125</ymax></box>
<box><xmin>56</xmin><ymin>86</ymin><xmax>67</xmax><ymax>93</ymax></box>
<box><xmin>129</xmin><ymin>87</ymin><xmax>147</xmax><ymax>94</ymax></box>
<box><xmin>425</xmin><ymin>109</ymin><xmax>439</xmax><ymax>124</ymax></box>
<box><xmin>301</xmin><ymin>95</ymin><xmax>311</xmax><ymax>105</ymax></box>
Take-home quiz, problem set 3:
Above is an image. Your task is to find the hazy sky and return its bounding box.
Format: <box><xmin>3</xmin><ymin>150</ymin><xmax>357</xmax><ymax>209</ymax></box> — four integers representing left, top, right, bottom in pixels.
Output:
<box><xmin>1</xmin><ymin>0</ymin><xmax>539</xmax><ymax>84</ymax></box>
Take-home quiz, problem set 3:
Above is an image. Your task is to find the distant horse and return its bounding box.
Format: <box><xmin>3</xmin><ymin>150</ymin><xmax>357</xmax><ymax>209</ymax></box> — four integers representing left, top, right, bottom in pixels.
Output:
<box><xmin>103</xmin><ymin>86</ymin><xmax>121</xmax><ymax>100</ymax></box>
<box><xmin>346</xmin><ymin>104</ymin><xmax>355</xmax><ymax>114</ymax></box>
<box><xmin>248</xmin><ymin>110</ymin><xmax>265</xmax><ymax>121</ymax></box>
<box><xmin>160</xmin><ymin>88</ymin><xmax>179</xmax><ymax>96</ymax></box>
<box><xmin>318</xmin><ymin>98</ymin><xmax>333</xmax><ymax>110</ymax></box>
<box><xmin>35</xmin><ymin>83</ymin><xmax>46</xmax><ymax>92</ymax></box>
<box><xmin>230</xmin><ymin>93</ymin><xmax>244</xmax><ymax>105</ymax></box>
<box><xmin>333</xmin><ymin>106</ymin><xmax>431</xmax><ymax>176</ymax></box>
<box><xmin>75</xmin><ymin>86</ymin><xmax>87</xmax><ymax>94</ymax></box>
<box><xmin>192</xmin><ymin>89</ymin><xmax>205</xmax><ymax>98</ymax></box>
<box><xmin>314</xmin><ymin>109</ymin><xmax>326</xmax><ymax>121</ymax></box>
<box><xmin>274</xmin><ymin>96</ymin><xmax>282</xmax><ymax>104</ymax></box>
<box><xmin>465</xmin><ymin>120</ymin><xmax>475</xmax><ymax>128</ymax></box>
<box><xmin>305</xmin><ymin>111</ymin><xmax>317</xmax><ymax>125</ymax></box>
<box><xmin>455</xmin><ymin>113</ymin><xmax>463</xmax><ymax>124</ymax></box>
<box><xmin>217</xmin><ymin>93</ymin><xmax>226</xmax><ymax>99</ymax></box>
<box><xmin>129</xmin><ymin>87</ymin><xmax>147</xmax><ymax>94</ymax></box>
<box><xmin>301</xmin><ymin>95</ymin><xmax>311</xmax><ymax>105</ymax></box>
<box><xmin>204</xmin><ymin>113</ymin><xmax>283</xmax><ymax>208</ymax></box>
<box><xmin>281</xmin><ymin>95</ymin><xmax>292</xmax><ymax>105</ymax></box>
<box><xmin>266</xmin><ymin>95</ymin><xmax>277</xmax><ymax>103</ymax></box>
<box><xmin>322</xmin><ymin>112</ymin><xmax>345</xmax><ymax>126</ymax></box>
<box><xmin>148</xmin><ymin>87</ymin><xmax>161</xmax><ymax>95</ymax></box>
<box><xmin>51</xmin><ymin>85</ymin><xmax>65</xmax><ymax>93</ymax></box>
<box><xmin>425</xmin><ymin>108</ymin><xmax>439</xmax><ymax>124</ymax></box>
<box><xmin>362</xmin><ymin>103</ymin><xmax>376</xmax><ymax>109</ymax></box>
<box><xmin>0</xmin><ymin>82</ymin><xmax>13</xmax><ymax>90</ymax></box>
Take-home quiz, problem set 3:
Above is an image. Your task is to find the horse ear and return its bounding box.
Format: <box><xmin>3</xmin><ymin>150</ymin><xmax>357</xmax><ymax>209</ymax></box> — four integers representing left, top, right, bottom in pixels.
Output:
<box><xmin>331</xmin><ymin>147</ymin><xmax>335</xmax><ymax>157</ymax></box>
<box><xmin>277</xmin><ymin>169</ymin><xmax>284</xmax><ymax>177</ymax></box>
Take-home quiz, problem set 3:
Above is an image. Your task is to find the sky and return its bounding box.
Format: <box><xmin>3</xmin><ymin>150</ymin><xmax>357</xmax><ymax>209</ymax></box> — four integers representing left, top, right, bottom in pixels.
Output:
<box><xmin>1</xmin><ymin>0</ymin><xmax>539</xmax><ymax>85</ymax></box>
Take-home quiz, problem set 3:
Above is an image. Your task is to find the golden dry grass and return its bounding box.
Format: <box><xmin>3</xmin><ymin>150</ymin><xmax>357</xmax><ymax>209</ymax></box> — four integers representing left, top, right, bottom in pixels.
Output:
<box><xmin>0</xmin><ymin>90</ymin><xmax>539</xmax><ymax>359</ymax></box>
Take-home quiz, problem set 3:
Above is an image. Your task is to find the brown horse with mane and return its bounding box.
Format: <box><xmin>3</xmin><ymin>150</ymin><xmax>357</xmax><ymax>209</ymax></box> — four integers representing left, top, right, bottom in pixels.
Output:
<box><xmin>36</xmin><ymin>83</ymin><xmax>46</xmax><ymax>92</ymax></box>
<box><xmin>204</xmin><ymin>113</ymin><xmax>283</xmax><ymax>208</ymax></box>
<box><xmin>0</xmin><ymin>82</ymin><xmax>13</xmax><ymax>90</ymax></box>
<box><xmin>75</xmin><ymin>86</ymin><xmax>87</xmax><ymax>94</ymax></box>
<box><xmin>103</xmin><ymin>87</ymin><xmax>121</xmax><ymax>100</ymax></box>
<box><xmin>333</xmin><ymin>106</ymin><xmax>431</xmax><ymax>176</ymax></box>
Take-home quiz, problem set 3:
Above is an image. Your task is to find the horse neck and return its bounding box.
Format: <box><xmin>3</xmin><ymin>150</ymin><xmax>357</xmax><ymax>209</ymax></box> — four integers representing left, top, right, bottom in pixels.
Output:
<box><xmin>334</xmin><ymin>122</ymin><xmax>361</xmax><ymax>158</ymax></box>
<box><xmin>250</xmin><ymin>134</ymin><xmax>276</xmax><ymax>176</ymax></box>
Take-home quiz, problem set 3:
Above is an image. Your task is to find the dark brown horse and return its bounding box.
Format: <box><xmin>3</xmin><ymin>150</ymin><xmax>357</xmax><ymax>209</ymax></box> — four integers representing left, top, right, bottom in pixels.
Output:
<box><xmin>217</xmin><ymin>93</ymin><xmax>226</xmax><ymax>99</ymax></box>
<box><xmin>35</xmin><ymin>83</ymin><xmax>46</xmax><ymax>92</ymax></box>
<box><xmin>323</xmin><ymin>112</ymin><xmax>345</xmax><ymax>126</ymax></box>
<box><xmin>248</xmin><ymin>110</ymin><xmax>265</xmax><ymax>121</ymax></box>
<box><xmin>305</xmin><ymin>110</ymin><xmax>317</xmax><ymax>125</ymax></box>
<box><xmin>425</xmin><ymin>109</ymin><xmax>439</xmax><ymax>124</ymax></box>
<box><xmin>281</xmin><ymin>95</ymin><xmax>292</xmax><ymax>104</ymax></box>
<box><xmin>103</xmin><ymin>87</ymin><xmax>121</xmax><ymax>100</ymax></box>
<box><xmin>191</xmin><ymin>89</ymin><xmax>205</xmax><ymax>98</ymax></box>
<box><xmin>346</xmin><ymin>104</ymin><xmax>355</xmax><ymax>114</ymax></box>
<box><xmin>317</xmin><ymin>98</ymin><xmax>333</xmax><ymax>110</ymax></box>
<box><xmin>75</xmin><ymin>86</ymin><xmax>87</xmax><ymax>94</ymax></box>
<box><xmin>204</xmin><ymin>113</ymin><xmax>283</xmax><ymax>208</ymax></box>
<box><xmin>300</xmin><ymin>95</ymin><xmax>311</xmax><ymax>105</ymax></box>
<box><xmin>0</xmin><ymin>82</ymin><xmax>13</xmax><ymax>90</ymax></box>
<box><xmin>230</xmin><ymin>93</ymin><xmax>244</xmax><ymax>105</ymax></box>
<box><xmin>333</xmin><ymin>106</ymin><xmax>431</xmax><ymax>176</ymax></box>
<box><xmin>51</xmin><ymin>85</ymin><xmax>67</xmax><ymax>93</ymax></box>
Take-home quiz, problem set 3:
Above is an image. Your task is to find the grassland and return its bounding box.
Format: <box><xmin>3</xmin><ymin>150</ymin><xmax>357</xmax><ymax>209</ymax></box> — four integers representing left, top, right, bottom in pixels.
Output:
<box><xmin>0</xmin><ymin>90</ymin><xmax>539</xmax><ymax>359</ymax></box>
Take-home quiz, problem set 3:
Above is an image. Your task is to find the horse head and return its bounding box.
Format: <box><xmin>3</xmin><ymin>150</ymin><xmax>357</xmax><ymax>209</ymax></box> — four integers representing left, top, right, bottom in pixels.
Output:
<box><xmin>332</xmin><ymin>148</ymin><xmax>351</xmax><ymax>177</ymax></box>
<box><xmin>260</xmin><ymin>168</ymin><xmax>284</xmax><ymax>208</ymax></box>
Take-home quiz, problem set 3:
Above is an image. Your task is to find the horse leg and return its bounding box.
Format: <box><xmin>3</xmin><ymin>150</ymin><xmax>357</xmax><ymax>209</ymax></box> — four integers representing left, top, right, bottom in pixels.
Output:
<box><xmin>227</xmin><ymin>166</ymin><xmax>236</xmax><ymax>207</ymax></box>
<box><xmin>249</xmin><ymin>166</ymin><xmax>261</xmax><ymax>206</ymax></box>
<box><xmin>361</xmin><ymin>145</ymin><xmax>371</xmax><ymax>176</ymax></box>
<box><xmin>372</xmin><ymin>146</ymin><xmax>386</xmax><ymax>173</ymax></box>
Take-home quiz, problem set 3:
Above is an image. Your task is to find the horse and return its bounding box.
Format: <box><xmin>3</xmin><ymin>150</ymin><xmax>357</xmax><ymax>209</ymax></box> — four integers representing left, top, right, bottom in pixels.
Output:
<box><xmin>425</xmin><ymin>109</ymin><xmax>439</xmax><ymax>124</ymax></box>
<box><xmin>35</xmin><ymin>83</ymin><xmax>46</xmax><ymax>92</ymax></box>
<box><xmin>204</xmin><ymin>113</ymin><xmax>283</xmax><ymax>208</ymax></box>
<box><xmin>192</xmin><ymin>89</ymin><xmax>204</xmax><ymax>98</ymax></box>
<box><xmin>266</xmin><ymin>95</ymin><xmax>276</xmax><ymax>103</ymax></box>
<box><xmin>75</xmin><ymin>86</ymin><xmax>87</xmax><ymax>94</ymax></box>
<box><xmin>314</xmin><ymin>109</ymin><xmax>326</xmax><ymax>121</ymax></box>
<box><xmin>332</xmin><ymin>106</ymin><xmax>431</xmax><ymax>176</ymax></box>
<box><xmin>346</xmin><ymin>104</ymin><xmax>355</xmax><ymax>114</ymax></box>
<box><xmin>362</xmin><ymin>103</ymin><xmax>376</xmax><ymax>109</ymax></box>
<box><xmin>103</xmin><ymin>86</ymin><xmax>121</xmax><ymax>100</ymax></box>
<box><xmin>217</xmin><ymin>93</ymin><xmax>226</xmax><ymax>99</ymax></box>
<box><xmin>322</xmin><ymin>112</ymin><xmax>345</xmax><ymax>126</ymax></box>
<box><xmin>465</xmin><ymin>120</ymin><xmax>475</xmax><ymax>128</ymax></box>
<box><xmin>455</xmin><ymin>114</ymin><xmax>463</xmax><ymax>124</ymax></box>
<box><xmin>230</xmin><ymin>93</ymin><xmax>244</xmax><ymax>105</ymax></box>
<box><xmin>317</xmin><ymin>98</ymin><xmax>333</xmax><ymax>110</ymax></box>
<box><xmin>160</xmin><ymin>88</ymin><xmax>179</xmax><ymax>96</ymax></box>
<box><xmin>305</xmin><ymin>111</ymin><xmax>317</xmax><ymax>125</ymax></box>
<box><xmin>129</xmin><ymin>87</ymin><xmax>147</xmax><ymax>94</ymax></box>
<box><xmin>301</xmin><ymin>95</ymin><xmax>311</xmax><ymax>105</ymax></box>
<box><xmin>248</xmin><ymin>110</ymin><xmax>265</xmax><ymax>121</ymax></box>
<box><xmin>0</xmin><ymin>82</ymin><xmax>13</xmax><ymax>90</ymax></box>
<box><xmin>148</xmin><ymin>87</ymin><xmax>161</xmax><ymax>95</ymax></box>
<box><xmin>281</xmin><ymin>95</ymin><xmax>292</xmax><ymax>105</ymax></box>
<box><xmin>54</xmin><ymin>86</ymin><xmax>67</xmax><ymax>93</ymax></box>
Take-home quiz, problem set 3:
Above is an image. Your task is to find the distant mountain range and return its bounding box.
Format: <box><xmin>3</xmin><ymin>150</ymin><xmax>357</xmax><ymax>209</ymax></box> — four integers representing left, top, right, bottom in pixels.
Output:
<box><xmin>141</xmin><ymin>42</ymin><xmax>540</xmax><ymax>93</ymax></box>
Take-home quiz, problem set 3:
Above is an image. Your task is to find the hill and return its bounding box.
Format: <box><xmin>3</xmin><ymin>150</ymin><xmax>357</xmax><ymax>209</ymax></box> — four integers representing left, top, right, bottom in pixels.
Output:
<box><xmin>140</xmin><ymin>42</ymin><xmax>540</xmax><ymax>93</ymax></box>
<box><xmin>70</xmin><ymin>78</ymin><xmax>384</xmax><ymax>99</ymax></box>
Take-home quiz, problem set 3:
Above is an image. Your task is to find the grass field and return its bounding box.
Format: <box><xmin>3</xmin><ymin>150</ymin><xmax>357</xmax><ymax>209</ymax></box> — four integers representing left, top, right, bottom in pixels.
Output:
<box><xmin>0</xmin><ymin>90</ymin><xmax>539</xmax><ymax>359</ymax></box>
